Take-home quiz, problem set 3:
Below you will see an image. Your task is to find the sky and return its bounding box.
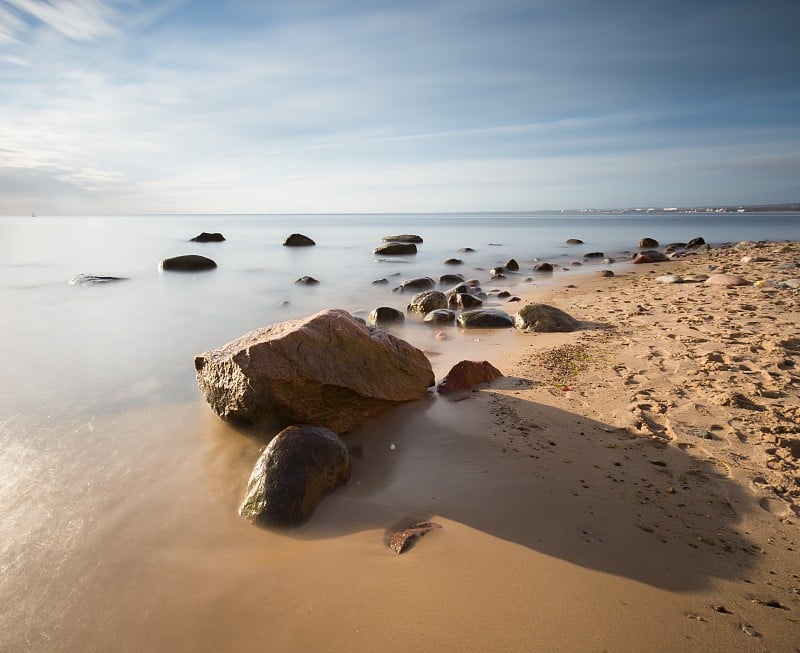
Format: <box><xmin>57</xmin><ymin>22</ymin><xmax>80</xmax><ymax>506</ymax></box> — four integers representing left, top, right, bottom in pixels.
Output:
<box><xmin>1</xmin><ymin>0</ymin><xmax>799</xmax><ymax>214</ymax></box>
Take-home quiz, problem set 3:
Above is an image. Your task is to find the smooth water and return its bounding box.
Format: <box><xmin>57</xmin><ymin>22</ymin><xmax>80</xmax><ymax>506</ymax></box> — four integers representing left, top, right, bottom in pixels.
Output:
<box><xmin>1</xmin><ymin>211</ymin><xmax>798</xmax><ymax>651</ymax></box>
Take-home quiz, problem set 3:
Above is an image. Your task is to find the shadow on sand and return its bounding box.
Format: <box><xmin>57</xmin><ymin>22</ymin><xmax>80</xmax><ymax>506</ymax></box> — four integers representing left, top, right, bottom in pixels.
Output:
<box><xmin>203</xmin><ymin>378</ymin><xmax>761</xmax><ymax>594</ymax></box>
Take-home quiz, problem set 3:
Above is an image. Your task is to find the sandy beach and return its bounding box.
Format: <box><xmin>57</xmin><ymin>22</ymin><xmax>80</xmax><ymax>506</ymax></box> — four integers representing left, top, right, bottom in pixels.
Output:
<box><xmin>443</xmin><ymin>239</ymin><xmax>800</xmax><ymax>651</ymax></box>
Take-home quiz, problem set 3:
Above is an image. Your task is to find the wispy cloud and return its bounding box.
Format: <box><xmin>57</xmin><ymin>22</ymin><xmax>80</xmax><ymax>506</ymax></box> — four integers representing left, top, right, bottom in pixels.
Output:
<box><xmin>1</xmin><ymin>0</ymin><xmax>123</xmax><ymax>41</ymax></box>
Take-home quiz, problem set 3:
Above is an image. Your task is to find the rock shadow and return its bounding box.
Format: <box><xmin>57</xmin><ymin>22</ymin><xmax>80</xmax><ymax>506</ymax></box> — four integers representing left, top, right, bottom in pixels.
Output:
<box><xmin>238</xmin><ymin>388</ymin><xmax>764</xmax><ymax>593</ymax></box>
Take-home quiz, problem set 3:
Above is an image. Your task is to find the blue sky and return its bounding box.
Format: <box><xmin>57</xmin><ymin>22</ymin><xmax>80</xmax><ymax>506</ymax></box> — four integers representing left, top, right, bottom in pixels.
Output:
<box><xmin>1</xmin><ymin>0</ymin><xmax>798</xmax><ymax>213</ymax></box>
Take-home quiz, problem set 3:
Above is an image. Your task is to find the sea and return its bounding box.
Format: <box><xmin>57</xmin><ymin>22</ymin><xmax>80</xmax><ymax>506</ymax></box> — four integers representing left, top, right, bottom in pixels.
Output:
<box><xmin>1</xmin><ymin>211</ymin><xmax>798</xmax><ymax>651</ymax></box>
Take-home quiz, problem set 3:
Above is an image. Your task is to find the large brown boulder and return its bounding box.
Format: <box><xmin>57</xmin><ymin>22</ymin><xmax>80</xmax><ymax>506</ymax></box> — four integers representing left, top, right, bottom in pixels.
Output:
<box><xmin>194</xmin><ymin>309</ymin><xmax>434</xmax><ymax>433</ymax></box>
<box><xmin>437</xmin><ymin>360</ymin><xmax>503</xmax><ymax>394</ymax></box>
<box><xmin>239</xmin><ymin>425</ymin><xmax>351</xmax><ymax>527</ymax></box>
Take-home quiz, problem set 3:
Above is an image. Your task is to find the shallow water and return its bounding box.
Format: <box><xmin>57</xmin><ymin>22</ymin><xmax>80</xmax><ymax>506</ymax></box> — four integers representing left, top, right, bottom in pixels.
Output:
<box><xmin>1</xmin><ymin>212</ymin><xmax>798</xmax><ymax>651</ymax></box>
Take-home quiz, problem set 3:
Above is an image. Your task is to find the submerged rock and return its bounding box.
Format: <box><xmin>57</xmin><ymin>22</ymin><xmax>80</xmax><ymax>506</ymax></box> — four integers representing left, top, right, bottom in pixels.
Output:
<box><xmin>374</xmin><ymin>242</ymin><xmax>417</xmax><ymax>256</ymax></box>
<box><xmin>68</xmin><ymin>273</ymin><xmax>128</xmax><ymax>285</ymax></box>
<box><xmin>437</xmin><ymin>360</ymin><xmax>503</xmax><ymax>394</ymax></box>
<box><xmin>190</xmin><ymin>231</ymin><xmax>225</xmax><ymax>242</ymax></box>
<box><xmin>160</xmin><ymin>255</ymin><xmax>217</xmax><ymax>271</ymax></box>
<box><xmin>368</xmin><ymin>306</ymin><xmax>405</xmax><ymax>326</ymax></box>
<box><xmin>382</xmin><ymin>234</ymin><xmax>423</xmax><ymax>243</ymax></box>
<box><xmin>514</xmin><ymin>303</ymin><xmax>580</xmax><ymax>332</ymax></box>
<box><xmin>194</xmin><ymin>309</ymin><xmax>434</xmax><ymax>433</ymax></box>
<box><xmin>407</xmin><ymin>290</ymin><xmax>447</xmax><ymax>315</ymax></box>
<box><xmin>394</xmin><ymin>277</ymin><xmax>435</xmax><ymax>292</ymax></box>
<box><xmin>295</xmin><ymin>275</ymin><xmax>319</xmax><ymax>285</ymax></box>
<box><xmin>283</xmin><ymin>233</ymin><xmax>316</xmax><ymax>247</ymax></box>
<box><xmin>456</xmin><ymin>308</ymin><xmax>514</xmax><ymax>329</ymax></box>
<box><xmin>239</xmin><ymin>425</ymin><xmax>350</xmax><ymax>527</ymax></box>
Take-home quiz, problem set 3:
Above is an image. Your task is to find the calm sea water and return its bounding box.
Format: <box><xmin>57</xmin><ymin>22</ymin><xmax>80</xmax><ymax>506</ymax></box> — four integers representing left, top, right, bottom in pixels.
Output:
<box><xmin>1</xmin><ymin>211</ymin><xmax>798</xmax><ymax>651</ymax></box>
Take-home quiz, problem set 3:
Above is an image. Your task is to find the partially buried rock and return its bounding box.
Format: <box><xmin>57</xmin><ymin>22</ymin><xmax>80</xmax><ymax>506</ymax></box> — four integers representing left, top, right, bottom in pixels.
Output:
<box><xmin>407</xmin><ymin>290</ymin><xmax>447</xmax><ymax>315</ymax></box>
<box><xmin>239</xmin><ymin>425</ymin><xmax>350</xmax><ymax>528</ymax></box>
<box><xmin>638</xmin><ymin>237</ymin><xmax>659</xmax><ymax>248</ymax></box>
<box><xmin>456</xmin><ymin>308</ymin><xmax>514</xmax><ymax>329</ymax></box>
<box><xmin>704</xmin><ymin>273</ymin><xmax>751</xmax><ymax>286</ymax></box>
<box><xmin>583</xmin><ymin>252</ymin><xmax>604</xmax><ymax>259</ymax></box>
<box><xmin>283</xmin><ymin>233</ymin><xmax>316</xmax><ymax>247</ymax></box>
<box><xmin>388</xmin><ymin>520</ymin><xmax>442</xmax><ymax>554</ymax></box>
<box><xmin>382</xmin><ymin>234</ymin><xmax>423</xmax><ymax>243</ymax></box>
<box><xmin>633</xmin><ymin>250</ymin><xmax>670</xmax><ymax>264</ymax></box>
<box><xmin>160</xmin><ymin>254</ymin><xmax>217</xmax><ymax>271</ymax></box>
<box><xmin>533</xmin><ymin>262</ymin><xmax>554</xmax><ymax>273</ymax></box>
<box><xmin>190</xmin><ymin>231</ymin><xmax>225</xmax><ymax>242</ymax></box>
<box><xmin>655</xmin><ymin>275</ymin><xmax>684</xmax><ymax>284</ymax></box>
<box><xmin>514</xmin><ymin>303</ymin><xmax>580</xmax><ymax>332</ymax></box>
<box><xmin>375</xmin><ymin>242</ymin><xmax>417</xmax><ymax>256</ymax></box>
<box><xmin>194</xmin><ymin>309</ymin><xmax>434</xmax><ymax>433</ymax></box>
<box><xmin>596</xmin><ymin>270</ymin><xmax>614</xmax><ymax>278</ymax></box>
<box><xmin>437</xmin><ymin>360</ymin><xmax>503</xmax><ymax>394</ymax></box>
<box><xmin>68</xmin><ymin>273</ymin><xmax>128</xmax><ymax>285</ymax></box>
<box><xmin>368</xmin><ymin>306</ymin><xmax>405</xmax><ymax>326</ymax></box>
<box><xmin>295</xmin><ymin>275</ymin><xmax>319</xmax><ymax>285</ymax></box>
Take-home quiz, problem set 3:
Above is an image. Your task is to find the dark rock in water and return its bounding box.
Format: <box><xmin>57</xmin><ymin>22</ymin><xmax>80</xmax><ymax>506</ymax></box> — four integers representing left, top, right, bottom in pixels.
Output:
<box><xmin>407</xmin><ymin>290</ymin><xmax>448</xmax><ymax>315</ymax></box>
<box><xmin>583</xmin><ymin>252</ymin><xmax>604</xmax><ymax>260</ymax></box>
<box><xmin>423</xmin><ymin>309</ymin><xmax>455</xmax><ymax>325</ymax></box>
<box><xmin>566</xmin><ymin>238</ymin><xmax>584</xmax><ymax>245</ymax></box>
<box><xmin>68</xmin><ymin>274</ymin><xmax>129</xmax><ymax>286</ymax></box>
<box><xmin>444</xmin><ymin>258</ymin><xmax>463</xmax><ymax>266</ymax></box>
<box><xmin>368</xmin><ymin>306</ymin><xmax>405</xmax><ymax>326</ymax></box>
<box><xmin>191</xmin><ymin>231</ymin><xmax>225</xmax><ymax>242</ymax></box>
<box><xmin>514</xmin><ymin>303</ymin><xmax>580</xmax><ymax>332</ymax></box>
<box><xmin>505</xmin><ymin>258</ymin><xmax>519</xmax><ymax>271</ymax></box>
<box><xmin>596</xmin><ymin>269</ymin><xmax>614</xmax><ymax>278</ymax></box>
<box><xmin>489</xmin><ymin>267</ymin><xmax>505</xmax><ymax>276</ymax></box>
<box><xmin>382</xmin><ymin>234</ymin><xmax>423</xmax><ymax>243</ymax></box>
<box><xmin>633</xmin><ymin>251</ymin><xmax>670</xmax><ymax>264</ymax></box>
<box><xmin>456</xmin><ymin>308</ymin><xmax>514</xmax><ymax>329</ymax></box>
<box><xmin>374</xmin><ymin>242</ymin><xmax>417</xmax><ymax>256</ymax></box>
<box><xmin>283</xmin><ymin>233</ymin><xmax>316</xmax><ymax>247</ymax></box>
<box><xmin>686</xmin><ymin>237</ymin><xmax>706</xmax><ymax>249</ymax></box>
<box><xmin>508</xmin><ymin>296</ymin><xmax>521</xmax><ymax>302</ymax></box>
<box><xmin>372</xmin><ymin>278</ymin><xmax>389</xmax><ymax>285</ymax></box>
<box><xmin>638</xmin><ymin>237</ymin><xmax>659</xmax><ymax>248</ymax></box>
<box><xmin>394</xmin><ymin>276</ymin><xmax>435</xmax><ymax>293</ymax></box>
<box><xmin>160</xmin><ymin>255</ymin><xmax>217</xmax><ymax>271</ymax></box>
<box><xmin>448</xmin><ymin>292</ymin><xmax>483</xmax><ymax>310</ymax></box>
<box><xmin>496</xmin><ymin>290</ymin><xmax>511</xmax><ymax>298</ymax></box>
<box><xmin>533</xmin><ymin>262</ymin><xmax>554</xmax><ymax>273</ymax></box>
<box><xmin>437</xmin><ymin>360</ymin><xmax>503</xmax><ymax>394</ymax></box>
<box><xmin>194</xmin><ymin>309</ymin><xmax>434</xmax><ymax>433</ymax></box>
<box><xmin>439</xmin><ymin>273</ymin><xmax>464</xmax><ymax>284</ymax></box>
<box><xmin>239</xmin><ymin>425</ymin><xmax>350</xmax><ymax>527</ymax></box>
<box><xmin>570</xmin><ymin>261</ymin><xmax>583</xmax><ymax>267</ymax></box>
<box><xmin>662</xmin><ymin>243</ymin><xmax>687</xmax><ymax>254</ymax></box>
<box><xmin>458</xmin><ymin>247</ymin><xmax>475</xmax><ymax>253</ymax></box>
<box><xmin>295</xmin><ymin>275</ymin><xmax>319</xmax><ymax>285</ymax></box>
<box><xmin>388</xmin><ymin>520</ymin><xmax>442</xmax><ymax>554</ymax></box>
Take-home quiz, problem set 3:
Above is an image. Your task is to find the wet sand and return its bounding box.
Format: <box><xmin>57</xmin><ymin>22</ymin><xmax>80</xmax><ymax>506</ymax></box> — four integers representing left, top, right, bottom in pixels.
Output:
<box><xmin>3</xmin><ymin>241</ymin><xmax>800</xmax><ymax>652</ymax></box>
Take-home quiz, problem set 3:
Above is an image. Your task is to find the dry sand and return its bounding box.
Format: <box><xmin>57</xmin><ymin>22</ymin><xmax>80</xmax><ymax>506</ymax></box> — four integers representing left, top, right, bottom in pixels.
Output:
<box><xmin>456</xmin><ymin>239</ymin><xmax>800</xmax><ymax>651</ymax></box>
